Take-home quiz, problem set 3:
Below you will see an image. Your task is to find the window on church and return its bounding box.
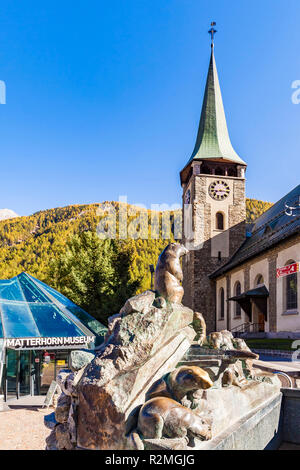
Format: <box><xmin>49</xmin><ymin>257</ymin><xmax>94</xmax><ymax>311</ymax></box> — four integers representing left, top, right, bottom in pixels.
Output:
<box><xmin>216</xmin><ymin>212</ymin><xmax>224</xmax><ymax>230</ymax></box>
<box><xmin>235</xmin><ymin>282</ymin><xmax>242</xmax><ymax>317</ymax></box>
<box><xmin>256</xmin><ymin>275</ymin><xmax>264</xmax><ymax>286</ymax></box>
<box><xmin>285</xmin><ymin>261</ymin><xmax>298</xmax><ymax>311</ymax></box>
<box><xmin>219</xmin><ymin>288</ymin><xmax>225</xmax><ymax>319</ymax></box>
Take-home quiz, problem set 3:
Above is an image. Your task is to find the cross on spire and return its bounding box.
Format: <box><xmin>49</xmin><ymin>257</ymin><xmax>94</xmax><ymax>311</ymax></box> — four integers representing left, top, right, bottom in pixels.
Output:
<box><xmin>208</xmin><ymin>22</ymin><xmax>217</xmax><ymax>48</ymax></box>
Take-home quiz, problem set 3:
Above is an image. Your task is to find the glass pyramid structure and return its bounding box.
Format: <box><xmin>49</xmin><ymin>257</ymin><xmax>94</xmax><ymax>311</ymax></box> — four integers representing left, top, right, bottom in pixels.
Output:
<box><xmin>0</xmin><ymin>272</ymin><xmax>107</xmax><ymax>343</ymax></box>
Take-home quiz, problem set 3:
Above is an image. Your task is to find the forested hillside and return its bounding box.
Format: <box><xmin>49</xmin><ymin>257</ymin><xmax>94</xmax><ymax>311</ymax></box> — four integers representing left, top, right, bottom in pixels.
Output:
<box><xmin>0</xmin><ymin>198</ymin><xmax>272</xmax><ymax>293</ymax></box>
<box><xmin>245</xmin><ymin>199</ymin><xmax>273</xmax><ymax>223</ymax></box>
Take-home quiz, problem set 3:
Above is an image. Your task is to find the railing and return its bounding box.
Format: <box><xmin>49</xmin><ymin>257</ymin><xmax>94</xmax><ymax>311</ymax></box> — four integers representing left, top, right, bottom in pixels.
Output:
<box><xmin>231</xmin><ymin>323</ymin><xmax>265</xmax><ymax>337</ymax></box>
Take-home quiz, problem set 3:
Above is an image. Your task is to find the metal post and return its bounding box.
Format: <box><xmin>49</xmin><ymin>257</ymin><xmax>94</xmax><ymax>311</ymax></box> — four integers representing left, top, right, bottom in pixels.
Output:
<box><xmin>149</xmin><ymin>265</ymin><xmax>155</xmax><ymax>291</ymax></box>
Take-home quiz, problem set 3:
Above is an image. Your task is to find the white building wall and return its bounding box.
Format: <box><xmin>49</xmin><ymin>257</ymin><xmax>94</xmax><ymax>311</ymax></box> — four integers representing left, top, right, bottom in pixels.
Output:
<box><xmin>215</xmin><ymin>239</ymin><xmax>300</xmax><ymax>333</ymax></box>
<box><xmin>277</xmin><ymin>242</ymin><xmax>300</xmax><ymax>332</ymax></box>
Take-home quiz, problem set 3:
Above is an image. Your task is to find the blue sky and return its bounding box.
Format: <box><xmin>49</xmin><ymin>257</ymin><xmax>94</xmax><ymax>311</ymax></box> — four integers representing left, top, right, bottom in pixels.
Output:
<box><xmin>0</xmin><ymin>0</ymin><xmax>299</xmax><ymax>215</ymax></box>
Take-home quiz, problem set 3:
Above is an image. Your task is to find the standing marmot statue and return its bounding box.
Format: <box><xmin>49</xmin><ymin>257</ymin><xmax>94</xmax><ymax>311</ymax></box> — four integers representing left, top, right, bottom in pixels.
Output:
<box><xmin>154</xmin><ymin>243</ymin><xmax>188</xmax><ymax>303</ymax></box>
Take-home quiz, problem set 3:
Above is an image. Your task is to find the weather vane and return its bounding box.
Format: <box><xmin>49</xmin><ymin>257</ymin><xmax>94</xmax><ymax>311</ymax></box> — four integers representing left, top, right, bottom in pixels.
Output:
<box><xmin>208</xmin><ymin>22</ymin><xmax>217</xmax><ymax>47</ymax></box>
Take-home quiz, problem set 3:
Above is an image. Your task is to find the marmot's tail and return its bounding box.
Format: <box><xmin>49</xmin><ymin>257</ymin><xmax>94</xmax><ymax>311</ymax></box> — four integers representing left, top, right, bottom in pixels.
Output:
<box><xmin>224</xmin><ymin>350</ymin><xmax>258</xmax><ymax>360</ymax></box>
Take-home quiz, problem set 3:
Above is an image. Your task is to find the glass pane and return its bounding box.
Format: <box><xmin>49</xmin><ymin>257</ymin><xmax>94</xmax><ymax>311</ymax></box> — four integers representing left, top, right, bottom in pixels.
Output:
<box><xmin>19</xmin><ymin>351</ymin><xmax>31</xmax><ymax>396</ymax></box>
<box><xmin>68</xmin><ymin>305</ymin><xmax>107</xmax><ymax>337</ymax></box>
<box><xmin>55</xmin><ymin>351</ymin><xmax>69</xmax><ymax>377</ymax></box>
<box><xmin>1</xmin><ymin>302</ymin><xmax>40</xmax><ymax>338</ymax></box>
<box><xmin>220</xmin><ymin>289</ymin><xmax>224</xmax><ymax>318</ymax></box>
<box><xmin>0</xmin><ymin>278</ymin><xmax>24</xmax><ymax>302</ymax></box>
<box><xmin>0</xmin><ymin>316</ymin><xmax>3</xmax><ymax>338</ymax></box>
<box><xmin>235</xmin><ymin>283</ymin><xmax>241</xmax><ymax>317</ymax></box>
<box><xmin>287</xmin><ymin>273</ymin><xmax>298</xmax><ymax>310</ymax></box>
<box><xmin>18</xmin><ymin>273</ymin><xmax>49</xmax><ymax>303</ymax></box>
<box><xmin>28</xmin><ymin>274</ymin><xmax>106</xmax><ymax>340</ymax></box>
<box><xmin>29</xmin><ymin>303</ymin><xmax>84</xmax><ymax>337</ymax></box>
<box><xmin>0</xmin><ymin>339</ymin><xmax>5</xmax><ymax>395</ymax></box>
<box><xmin>32</xmin><ymin>351</ymin><xmax>41</xmax><ymax>395</ymax></box>
<box><xmin>27</xmin><ymin>275</ymin><xmax>74</xmax><ymax>307</ymax></box>
<box><xmin>40</xmin><ymin>351</ymin><xmax>55</xmax><ymax>395</ymax></box>
<box><xmin>6</xmin><ymin>349</ymin><xmax>17</xmax><ymax>398</ymax></box>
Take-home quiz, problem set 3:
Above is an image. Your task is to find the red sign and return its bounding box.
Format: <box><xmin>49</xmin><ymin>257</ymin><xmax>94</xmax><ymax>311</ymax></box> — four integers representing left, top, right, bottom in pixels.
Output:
<box><xmin>277</xmin><ymin>262</ymin><xmax>299</xmax><ymax>278</ymax></box>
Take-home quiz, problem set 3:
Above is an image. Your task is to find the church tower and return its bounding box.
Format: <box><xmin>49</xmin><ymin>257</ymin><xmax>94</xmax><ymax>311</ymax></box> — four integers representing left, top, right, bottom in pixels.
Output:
<box><xmin>180</xmin><ymin>25</ymin><xmax>247</xmax><ymax>332</ymax></box>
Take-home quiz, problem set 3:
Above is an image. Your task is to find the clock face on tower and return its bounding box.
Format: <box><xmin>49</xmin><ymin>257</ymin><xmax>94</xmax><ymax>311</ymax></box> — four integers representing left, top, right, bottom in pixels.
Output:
<box><xmin>208</xmin><ymin>180</ymin><xmax>230</xmax><ymax>201</ymax></box>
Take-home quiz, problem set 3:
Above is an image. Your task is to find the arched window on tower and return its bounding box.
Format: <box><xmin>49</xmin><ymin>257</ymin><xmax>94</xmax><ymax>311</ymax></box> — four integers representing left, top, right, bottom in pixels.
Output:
<box><xmin>201</xmin><ymin>164</ymin><xmax>211</xmax><ymax>175</ymax></box>
<box><xmin>228</xmin><ymin>167</ymin><xmax>237</xmax><ymax>177</ymax></box>
<box><xmin>285</xmin><ymin>260</ymin><xmax>298</xmax><ymax>311</ymax></box>
<box><xmin>219</xmin><ymin>287</ymin><xmax>225</xmax><ymax>319</ymax></box>
<box><xmin>215</xmin><ymin>167</ymin><xmax>225</xmax><ymax>176</ymax></box>
<box><xmin>216</xmin><ymin>212</ymin><xmax>224</xmax><ymax>230</ymax></box>
<box><xmin>235</xmin><ymin>282</ymin><xmax>242</xmax><ymax>318</ymax></box>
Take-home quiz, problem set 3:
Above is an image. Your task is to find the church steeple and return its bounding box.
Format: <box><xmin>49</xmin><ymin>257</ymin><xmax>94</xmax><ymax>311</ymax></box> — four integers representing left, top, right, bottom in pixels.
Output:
<box><xmin>181</xmin><ymin>25</ymin><xmax>247</xmax><ymax>334</ymax></box>
<box><xmin>180</xmin><ymin>26</ymin><xmax>246</xmax><ymax>185</ymax></box>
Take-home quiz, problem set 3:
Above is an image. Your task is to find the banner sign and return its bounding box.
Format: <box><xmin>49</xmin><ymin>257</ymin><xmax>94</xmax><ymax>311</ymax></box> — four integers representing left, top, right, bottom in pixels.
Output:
<box><xmin>4</xmin><ymin>335</ymin><xmax>95</xmax><ymax>350</ymax></box>
<box><xmin>277</xmin><ymin>262</ymin><xmax>299</xmax><ymax>279</ymax></box>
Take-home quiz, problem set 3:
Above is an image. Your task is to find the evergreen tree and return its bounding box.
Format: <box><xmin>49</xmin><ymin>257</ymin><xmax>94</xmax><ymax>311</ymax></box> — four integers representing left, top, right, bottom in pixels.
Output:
<box><xmin>49</xmin><ymin>231</ymin><xmax>140</xmax><ymax>325</ymax></box>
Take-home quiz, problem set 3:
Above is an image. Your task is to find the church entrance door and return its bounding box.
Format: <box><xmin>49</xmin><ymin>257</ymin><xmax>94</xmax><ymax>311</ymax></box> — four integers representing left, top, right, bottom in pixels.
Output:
<box><xmin>258</xmin><ymin>312</ymin><xmax>265</xmax><ymax>332</ymax></box>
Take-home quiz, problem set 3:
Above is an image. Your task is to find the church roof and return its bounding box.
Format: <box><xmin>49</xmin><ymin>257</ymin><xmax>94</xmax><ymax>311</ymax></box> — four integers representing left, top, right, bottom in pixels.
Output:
<box><xmin>210</xmin><ymin>184</ymin><xmax>300</xmax><ymax>279</ymax></box>
<box><xmin>0</xmin><ymin>272</ymin><xmax>107</xmax><ymax>343</ymax></box>
<box><xmin>182</xmin><ymin>46</ymin><xmax>246</xmax><ymax>174</ymax></box>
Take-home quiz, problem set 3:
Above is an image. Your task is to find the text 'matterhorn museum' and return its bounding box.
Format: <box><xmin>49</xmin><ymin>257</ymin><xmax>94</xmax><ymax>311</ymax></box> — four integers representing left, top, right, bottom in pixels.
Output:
<box><xmin>0</xmin><ymin>272</ymin><xmax>106</xmax><ymax>401</ymax></box>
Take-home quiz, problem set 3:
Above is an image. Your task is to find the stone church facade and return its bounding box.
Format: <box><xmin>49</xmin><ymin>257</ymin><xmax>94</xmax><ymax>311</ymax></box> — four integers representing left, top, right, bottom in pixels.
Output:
<box><xmin>181</xmin><ymin>42</ymin><xmax>300</xmax><ymax>335</ymax></box>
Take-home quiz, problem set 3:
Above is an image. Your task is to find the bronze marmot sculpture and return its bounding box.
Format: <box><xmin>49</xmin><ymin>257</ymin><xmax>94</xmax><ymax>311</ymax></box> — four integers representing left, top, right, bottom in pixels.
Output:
<box><xmin>154</xmin><ymin>243</ymin><xmax>188</xmax><ymax>303</ymax></box>
<box><xmin>137</xmin><ymin>397</ymin><xmax>211</xmax><ymax>444</ymax></box>
<box><xmin>127</xmin><ymin>366</ymin><xmax>212</xmax><ymax>449</ymax></box>
<box><xmin>193</xmin><ymin>312</ymin><xmax>207</xmax><ymax>346</ymax></box>
<box><xmin>145</xmin><ymin>366</ymin><xmax>213</xmax><ymax>403</ymax></box>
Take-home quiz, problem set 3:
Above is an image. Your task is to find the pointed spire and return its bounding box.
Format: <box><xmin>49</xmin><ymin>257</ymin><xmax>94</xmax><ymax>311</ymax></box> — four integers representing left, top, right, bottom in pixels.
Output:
<box><xmin>186</xmin><ymin>27</ymin><xmax>246</xmax><ymax>168</ymax></box>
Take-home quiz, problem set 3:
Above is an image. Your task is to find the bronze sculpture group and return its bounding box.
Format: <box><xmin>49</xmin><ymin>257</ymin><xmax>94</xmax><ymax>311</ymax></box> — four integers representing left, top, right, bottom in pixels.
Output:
<box><xmin>45</xmin><ymin>243</ymin><xmax>279</xmax><ymax>451</ymax></box>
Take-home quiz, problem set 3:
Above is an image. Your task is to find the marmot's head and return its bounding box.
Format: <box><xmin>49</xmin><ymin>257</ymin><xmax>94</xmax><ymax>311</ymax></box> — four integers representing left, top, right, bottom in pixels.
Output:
<box><xmin>163</xmin><ymin>243</ymin><xmax>188</xmax><ymax>258</ymax></box>
<box><xmin>171</xmin><ymin>366</ymin><xmax>213</xmax><ymax>392</ymax></box>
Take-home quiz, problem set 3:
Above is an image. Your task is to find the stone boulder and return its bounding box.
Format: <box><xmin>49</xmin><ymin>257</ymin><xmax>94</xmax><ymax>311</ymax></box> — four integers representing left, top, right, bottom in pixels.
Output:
<box><xmin>55</xmin><ymin>393</ymin><xmax>71</xmax><ymax>424</ymax></box>
<box><xmin>69</xmin><ymin>350</ymin><xmax>96</xmax><ymax>372</ymax></box>
<box><xmin>44</xmin><ymin>412</ymin><xmax>58</xmax><ymax>430</ymax></box>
